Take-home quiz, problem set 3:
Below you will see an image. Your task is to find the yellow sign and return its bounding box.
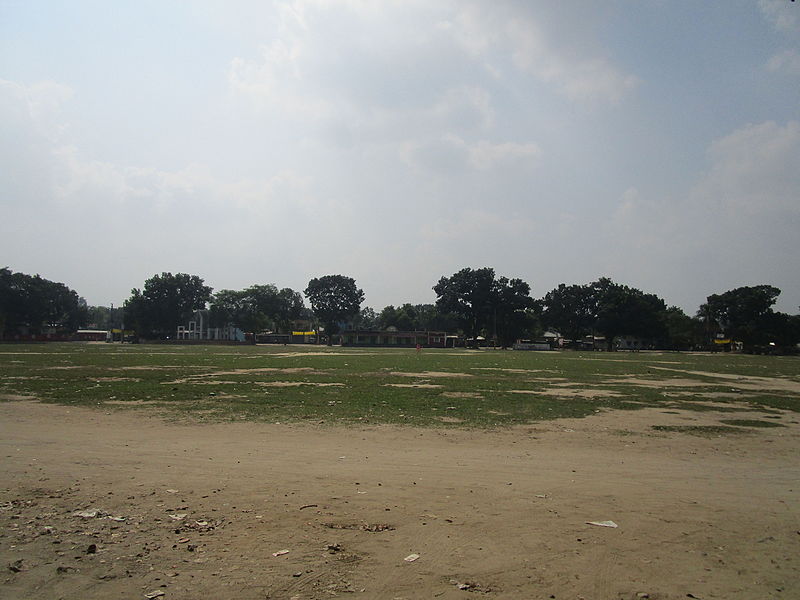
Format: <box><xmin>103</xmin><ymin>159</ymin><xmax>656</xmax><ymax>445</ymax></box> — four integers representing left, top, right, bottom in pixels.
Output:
<box><xmin>292</xmin><ymin>331</ymin><xmax>316</xmax><ymax>336</ymax></box>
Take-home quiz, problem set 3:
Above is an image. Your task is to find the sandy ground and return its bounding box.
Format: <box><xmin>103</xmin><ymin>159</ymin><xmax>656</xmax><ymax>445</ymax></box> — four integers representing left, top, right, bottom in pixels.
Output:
<box><xmin>1</xmin><ymin>401</ymin><xmax>798</xmax><ymax>600</ymax></box>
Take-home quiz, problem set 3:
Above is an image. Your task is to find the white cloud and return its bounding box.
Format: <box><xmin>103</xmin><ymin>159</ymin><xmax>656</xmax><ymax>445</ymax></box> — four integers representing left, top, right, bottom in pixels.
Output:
<box><xmin>698</xmin><ymin>120</ymin><xmax>800</xmax><ymax>214</ymax></box>
<box><xmin>228</xmin><ymin>0</ymin><xmax>637</xmax><ymax>147</ymax></box>
<box><xmin>0</xmin><ymin>76</ymin><xmax>329</xmax><ymax>302</ymax></box>
<box><xmin>504</xmin><ymin>17</ymin><xmax>638</xmax><ymax>104</ymax></box>
<box><xmin>766</xmin><ymin>49</ymin><xmax>800</xmax><ymax>75</ymax></box>
<box><xmin>421</xmin><ymin>208</ymin><xmax>535</xmax><ymax>241</ymax></box>
<box><xmin>467</xmin><ymin>140</ymin><xmax>541</xmax><ymax>170</ymax></box>
<box><xmin>0</xmin><ymin>78</ymin><xmax>73</xmax><ymax>140</ymax></box>
<box><xmin>759</xmin><ymin>0</ymin><xmax>800</xmax><ymax>33</ymax></box>
<box><xmin>447</xmin><ymin>2</ymin><xmax>639</xmax><ymax>104</ymax></box>
<box><xmin>401</xmin><ymin>134</ymin><xmax>539</xmax><ymax>173</ymax></box>
<box><xmin>593</xmin><ymin>122</ymin><xmax>800</xmax><ymax>311</ymax></box>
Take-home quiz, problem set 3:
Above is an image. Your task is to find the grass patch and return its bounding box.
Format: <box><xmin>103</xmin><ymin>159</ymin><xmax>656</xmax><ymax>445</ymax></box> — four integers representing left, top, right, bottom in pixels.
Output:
<box><xmin>719</xmin><ymin>419</ymin><xmax>786</xmax><ymax>428</ymax></box>
<box><xmin>651</xmin><ymin>425</ymin><xmax>749</xmax><ymax>436</ymax></box>
<box><xmin>0</xmin><ymin>344</ymin><xmax>798</xmax><ymax>426</ymax></box>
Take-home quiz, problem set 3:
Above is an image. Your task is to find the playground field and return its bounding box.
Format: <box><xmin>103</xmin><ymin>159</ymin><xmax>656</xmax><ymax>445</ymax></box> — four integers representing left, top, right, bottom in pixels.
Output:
<box><xmin>1</xmin><ymin>344</ymin><xmax>798</xmax><ymax>599</ymax></box>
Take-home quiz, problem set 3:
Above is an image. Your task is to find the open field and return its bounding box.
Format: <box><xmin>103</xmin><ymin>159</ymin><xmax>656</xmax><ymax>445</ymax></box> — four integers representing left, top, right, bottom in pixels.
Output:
<box><xmin>1</xmin><ymin>343</ymin><xmax>800</xmax><ymax>426</ymax></box>
<box><xmin>1</xmin><ymin>344</ymin><xmax>799</xmax><ymax>599</ymax></box>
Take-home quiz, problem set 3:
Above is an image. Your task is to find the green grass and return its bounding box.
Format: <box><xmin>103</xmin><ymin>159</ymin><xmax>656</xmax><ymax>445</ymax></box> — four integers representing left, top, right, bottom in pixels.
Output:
<box><xmin>719</xmin><ymin>418</ymin><xmax>786</xmax><ymax>428</ymax></box>
<box><xmin>651</xmin><ymin>425</ymin><xmax>750</xmax><ymax>436</ymax></box>
<box><xmin>0</xmin><ymin>343</ymin><xmax>798</xmax><ymax>427</ymax></box>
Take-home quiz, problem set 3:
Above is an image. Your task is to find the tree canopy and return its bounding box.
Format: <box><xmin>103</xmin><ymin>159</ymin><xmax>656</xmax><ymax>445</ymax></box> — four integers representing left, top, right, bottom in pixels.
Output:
<box><xmin>592</xmin><ymin>278</ymin><xmax>666</xmax><ymax>350</ymax></box>
<box><xmin>124</xmin><ymin>273</ymin><xmax>212</xmax><ymax>339</ymax></box>
<box><xmin>541</xmin><ymin>278</ymin><xmax>667</xmax><ymax>349</ymax></box>
<box><xmin>304</xmin><ymin>275</ymin><xmax>364</xmax><ymax>342</ymax></box>
<box><xmin>4</xmin><ymin>263</ymin><xmax>798</xmax><ymax>353</ymax></box>
<box><xmin>0</xmin><ymin>267</ymin><xmax>87</xmax><ymax>338</ymax></box>
<box><xmin>434</xmin><ymin>267</ymin><xmax>535</xmax><ymax>346</ymax></box>
<box><xmin>209</xmin><ymin>284</ymin><xmax>304</xmax><ymax>335</ymax></box>
<box><xmin>541</xmin><ymin>283</ymin><xmax>597</xmax><ymax>341</ymax></box>
<box><xmin>700</xmin><ymin>285</ymin><xmax>789</xmax><ymax>351</ymax></box>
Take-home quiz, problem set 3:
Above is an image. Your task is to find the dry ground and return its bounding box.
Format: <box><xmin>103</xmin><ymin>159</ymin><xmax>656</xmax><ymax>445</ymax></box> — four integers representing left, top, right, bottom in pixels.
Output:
<box><xmin>1</xmin><ymin>400</ymin><xmax>798</xmax><ymax>600</ymax></box>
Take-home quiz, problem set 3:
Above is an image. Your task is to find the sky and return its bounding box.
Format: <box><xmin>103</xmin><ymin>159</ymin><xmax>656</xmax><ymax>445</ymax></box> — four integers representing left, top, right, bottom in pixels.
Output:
<box><xmin>1</xmin><ymin>0</ymin><xmax>799</xmax><ymax>315</ymax></box>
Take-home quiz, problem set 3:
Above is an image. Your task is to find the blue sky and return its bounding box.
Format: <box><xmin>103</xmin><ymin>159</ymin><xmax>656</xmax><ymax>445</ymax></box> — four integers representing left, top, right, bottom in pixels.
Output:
<box><xmin>1</xmin><ymin>0</ymin><xmax>798</xmax><ymax>314</ymax></box>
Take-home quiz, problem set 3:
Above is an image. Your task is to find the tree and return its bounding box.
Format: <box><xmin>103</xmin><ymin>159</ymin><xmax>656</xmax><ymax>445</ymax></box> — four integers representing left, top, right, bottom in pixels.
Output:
<box><xmin>374</xmin><ymin>303</ymin><xmax>456</xmax><ymax>332</ymax></box>
<box><xmin>304</xmin><ymin>275</ymin><xmax>364</xmax><ymax>344</ymax></box>
<box><xmin>210</xmin><ymin>285</ymin><xmax>305</xmax><ymax>337</ymax></box>
<box><xmin>354</xmin><ymin>306</ymin><xmax>379</xmax><ymax>330</ymax></box>
<box><xmin>377</xmin><ymin>303</ymin><xmax>418</xmax><ymax>331</ymax></box>
<box><xmin>274</xmin><ymin>287</ymin><xmax>305</xmax><ymax>332</ymax></box>
<box><xmin>377</xmin><ymin>305</ymin><xmax>399</xmax><ymax>329</ymax></box>
<box><xmin>0</xmin><ymin>267</ymin><xmax>87</xmax><ymax>338</ymax></box>
<box><xmin>413</xmin><ymin>303</ymin><xmax>459</xmax><ymax>332</ymax></box>
<box><xmin>541</xmin><ymin>278</ymin><xmax>668</xmax><ymax>350</ymax></box>
<box><xmin>700</xmin><ymin>285</ymin><xmax>783</xmax><ymax>351</ymax></box>
<box><xmin>661</xmin><ymin>306</ymin><xmax>703</xmax><ymax>350</ymax></box>
<box><xmin>124</xmin><ymin>273</ymin><xmax>212</xmax><ymax>339</ymax></box>
<box><xmin>433</xmin><ymin>267</ymin><xmax>497</xmax><ymax>341</ymax></box>
<box><xmin>434</xmin><ymin>268</ymin><xmax>535</xmax><ymax>345</ymax></box>
<box><xmin>592</xmin><ymin>278</ymin><xmax>666</xmax><ymax>350</ymax></box>
<box><xmin>492</xmin><ymin>276</ymin><xmax>536</xmax><ymax>347</ymax></box>
<box><xmin>758</xmin><ymin>310</ymin><xmax>800</xmax><ymax>352</ymax></box>
<box><xmin>541</xmin><ymin>283</ymin><xmax>597</xmax><ymax>342</ymax></box>
<box><xmin>85</xmin><ymin>305</ymin><xmax>123</xmax><ymax>330</ymax></box>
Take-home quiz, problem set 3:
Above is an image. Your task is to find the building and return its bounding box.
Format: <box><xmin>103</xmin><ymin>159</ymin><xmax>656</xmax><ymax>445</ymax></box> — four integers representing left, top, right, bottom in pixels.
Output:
<box><xmin>340</xmin><ymin>330</ymin><xmax>447</xmax><ymax>348</ymax></box>
<box><xmin>74</xmin><ymin>329</ymin><xmax>110</xmax><ymax>342</ymax></box>
<box><xmin>177</xmin><ymin>310</ymin><xmax>245</xmax><ymax>342</ymax></box>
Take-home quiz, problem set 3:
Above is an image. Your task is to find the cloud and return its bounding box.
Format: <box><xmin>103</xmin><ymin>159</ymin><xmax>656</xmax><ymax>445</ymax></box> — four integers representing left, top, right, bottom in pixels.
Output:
<box><xmin>504</xmin><ymin>18</ymin><xmax>638</xmax><ymax>104</ymax></box>
<box><xmin>594</xmin><ymin>121</ymin><xmax>800</xmax><ymax>312</ymax></box>
<box><xmin>401</xmin><ymin>134</ymin><xmax>539</xmax><ymax>173</ymax></box>
<box><xmin>0</xmin><ymin>79</ymin><xmax>74</xmax><ymax>207</ymax></box>
<box><xmin>0</xmin><ymin>76</ymin><xmax>329</xmax><ymax>301</ymax></box>
<box><xmin>228</xmin><ymin>0</ymin><xmax>637</xmax><ymax>140</ymax></box>
<box><xmin>447</xmin><ymin>2</ymin><xmax>639</xmax><ymax>104</ymax></box>
<box><xmin>766</xmin><ymin>49</ymin><xmax>800</xmax><ymax>75</ymax></box>
<box><xmin>759</xmin><ymin>0</ymin><xmax>800</xmax><ymax>33</ymax></box>
<box><xmin>698</xmin><ymin>120</ymin><xmax>800</xmax><ymax>214</ymax></box>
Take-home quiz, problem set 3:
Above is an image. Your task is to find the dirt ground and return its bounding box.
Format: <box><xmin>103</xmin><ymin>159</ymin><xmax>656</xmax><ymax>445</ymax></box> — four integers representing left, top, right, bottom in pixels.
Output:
<box><xmin>1</xmin><ymin>401</ymin><xmax>797</xmax><ymax>600</ymax></box>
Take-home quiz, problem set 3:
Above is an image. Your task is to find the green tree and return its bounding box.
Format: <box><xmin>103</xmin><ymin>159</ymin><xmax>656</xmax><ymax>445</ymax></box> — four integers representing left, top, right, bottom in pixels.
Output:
<box><xmin>354</xmin><ymin>306</ymin><xmax>379</xmax><ymax>329</ymax></box>
<box><xmin>759</xmin><ymin>311</ymin><xmax>800</xmax><ymax>352</ymax></box>
<box><xmin>124</xmin><ymin>273</ymin><xmax>212</xmax><ymax>339</ymax></box>
<box><xmin>210</xmin><ymin>285</ymin><xmax>305</xmax><ymax>337</ymax></box>
<box><xmin>378</xmin><ymin>303</ymin><xmax>420</xmax><ymax>331</ymax></box>
<box><xmin>541</xmin><ymin>283</ymin><xmax>597</xmax><ymax>342</ymax></box>
<box><xmin>592</xmin><ymin>278</ymin><xmax>667</xmax><ymax>350</ymax></box>
<box><xmin>377</xmin><ymin>305</ymin><xmax>399</xmax><ymax>329</ymax></box>
<box><xmin>304</xmin><ymin>275</ymin><xmax>364</xmax><ymax>344</ymax></box>
<box><xmin>434</xmin><ymin>268</ymin><xmax>535</xmax><ymax>344</ymax></box>
<box><xmin>0</xmin><ymin>267</ymin><xmax>87</xmax><ymax>337</ymax></box>
<box><xmin>492</xmin><ymin>277</ymin><xmax>536</xmax><ymax>347</ymax></box>
<box><xmin>412</xmin><ymin>303</ymin><xmax>459</xmax><ymax>332</ymax></box>
<box><xmin>85</xmin><ymin>305</ymin><xmax>123</xmax><ymax>330</ymax></box>
<box><xmin>661</xmin><ymin>306</ymin><xmax>703</xmax><ymax>350</ymax></box>
<box><xmin>433</xmin><ymin>267</ymin><xmax>497</xmax><ymax>341</ymax></box>
<box><xmin>541</xmin><ymin>278</ymin><xmax>668</xmax><ymax>349</ymax></box>
<box><xmin>274</xmin><ymin>287</ymin><xmax>305</xmax><ymax>332</ymax></box>
<box><xmin>700</xmin><ymin>285</ymin><xmax>782</xmax><ymax>351</ymax></box>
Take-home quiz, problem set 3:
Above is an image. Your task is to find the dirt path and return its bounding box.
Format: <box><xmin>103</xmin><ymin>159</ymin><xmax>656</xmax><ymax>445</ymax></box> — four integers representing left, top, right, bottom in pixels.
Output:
<box><xmin>1</xmin><ymin>401</ymin><xmax>798</xmax><ymax>599</ymax></box>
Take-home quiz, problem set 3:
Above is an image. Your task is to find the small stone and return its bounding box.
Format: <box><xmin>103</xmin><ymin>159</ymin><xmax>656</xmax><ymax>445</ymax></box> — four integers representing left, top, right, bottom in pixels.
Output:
<box><xmin>8</xmin><ymin>559</ymin><xmax>24</xmax><ymax>573</ymax></box>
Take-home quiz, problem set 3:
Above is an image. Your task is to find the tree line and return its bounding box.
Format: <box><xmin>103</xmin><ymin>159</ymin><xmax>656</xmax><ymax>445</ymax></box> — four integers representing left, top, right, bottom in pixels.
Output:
<box><xmin>1</xmin><ymin>266</ymin><xmax>798</xmax><ymax>352</ymax></box>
